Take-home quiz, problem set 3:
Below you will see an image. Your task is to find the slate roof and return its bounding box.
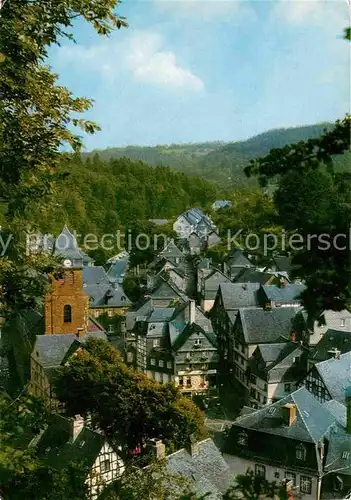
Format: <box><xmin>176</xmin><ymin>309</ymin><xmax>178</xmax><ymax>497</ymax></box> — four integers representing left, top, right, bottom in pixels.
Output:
<box><xmin>170</xmin><ymin>322</ymin><xmax>217</xmax><ymax>351</ymax></box>
<box><xmin>324</xmin><ymin>431</ymin><xmax>351</xmax><ymax>476</ymax></box>
<box><xmin>198</xmin><ymin>258</ymin><xmax>212</xmax><ymax>270</ymax></box>
<box><xmin>83</xmin><ymin>266</ymin><xmax>109</xmax><ymax>286</ymax></box>
<box><xmin>232</xmin><ymin>386</ymin><xmax>336</xmax><ymax>444</ymax></box>
<box><xmin>323</xmin><ymin>400</ymin><xmax>347</xmax><ymax>428</ymax></box>
<box><xmin>218</xmin><ymin>283</ymin><xmax>261</xmax><ymax>310</ymax></box>
<box><xmin>239</xmin><ymin>307</ymin><xmax>298</xmax><ymax>344</ymax></box>
<box><xmin>85</xmin><ymin>282</ymin><xmax>131</xmax><ymax>308</ymax></box>
<box><xmin>250</xmin><ymin>342</ymin><xmax>305</xmax><ymax>383</ymax></box>
<box><xmin>234</xmin><ymin>268</ymin><xmax>275</xmax><ymax>285</ymax></box>
<box><xmin>36</xmin><ymin>414</ymin><xmax>105</xmax><ymax>471</ymax></box>
<box><xmin>312</xmin><ymin>352</ymin><xmax>351</xmax><ymax>404</ymax></box>
<box><xmin>261</xmin><ymin>284</ymin><xmax>306</xmax><ymax>303</ymax></box>
<box><xmin>166</xmin><ymin>438</ymin><xmax>233</xmax><ymax>500</ymax></box>
<box><xmin>159</xmin><ymin>239</ymin><xmax>184</xmax><ymax>259</ymax></box>
<box><xmin>226</xmin><ymin>249</ymin><xmax>252</xmax><ymax>267</ymax></box>
<box><xmin>309</xmin><ymin>329</ymin><xmax>351</xmax><ymax>363</ymax></box>
<box><xmin>53</xmin><ymin>225</ymin><xmax>84</xmax><ymax>267</ymax></box>
<box><xmin>34</xmin><ymin>334</ymin><xmax>78</xmax><ymax>368</ymax></box>
<box><xmin>34</xmin><ymin>331</ymin><xmax>107</xmax><ymax>368</ymax></box>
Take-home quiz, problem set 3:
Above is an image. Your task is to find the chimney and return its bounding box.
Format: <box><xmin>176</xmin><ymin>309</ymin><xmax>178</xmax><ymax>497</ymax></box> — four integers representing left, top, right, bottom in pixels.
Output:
<box><xmin>345</xmin><ymin>386</ymin><xmax>351</xmax><ymax>434</ymax></box>
<box><xmin>189</xmin><ymin>433</ymin><xmax>200</xmax><ymax>457</ymax></box>
<box><xmin>77</xmin><ymin>328</ymin><xmax>84</xmax><ymax>339</ymax></box>
<box><xmin>281</xmin><ymin>403</ymin><xmax>297</xmax><ymax>427</ymax></box>
<box><xmin>189</xmin><ymin>299</ymin><xmax>196</xmax><ymax>325</ymax></box>
<box><xmin>72</xmin><ymin>415</ymin><xmax>84</xmax><ymax>442</ymax></box>
<box><xmin>146</xmin><ymin>438</ymin><xmax>166</xmax><ymax>459</ymax></box>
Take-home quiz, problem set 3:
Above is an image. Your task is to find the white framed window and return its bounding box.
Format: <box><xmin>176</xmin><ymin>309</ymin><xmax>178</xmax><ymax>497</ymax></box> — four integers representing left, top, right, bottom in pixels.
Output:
<box><xmin>108</xmin><ymin>325</ymin><xmax>114</xmax><ymax>333</ymax></box>
<box><xmin>296</xmin><ymin>443</ymin><xmax>306</xmax><ymax>461</ymax></box>
<box><xmin>94</xmin><ymin>310</ymin><xmax>100</xmax><ymax>318</ymax></box>
<box><xmin>108</xmin><ymin>310</ymin><xmax>113</xmax><ymax>317</ymax></box>
<box><xmin>153</xmin><ymin>339</ymin><xmax>160</xmax><ymax>348</ymax></box>
<box><xmin>167</xmin><ymin>361</ymin><xmax>172</xmax><ymax>369</ymax></box>
<box><xmin>150</xmin><ymin>358</ymin><xmax>156</xmax><ymax>366</ymax></box>
<box><xmin>300</xmin><ymin>475</ymin><xmax>312</xmax><ymax>494</ymax></box>
<box><xmin>127</xmin><ymin>352</ymin><xmax>133</xmax><ymax>363</ymax></box>
<box><xmin>159</xmin><ymin>360</ymin><xmax>164</xmax><ymax>368</ymax></box>
<box><xmin>194</xmin><ymin>338</ymin><xmax>202</xmax><ymax>346</ymax></box>
<box><xmin>255</xmin><ymin>464</ymin><xmax>266</xmax><ymax>478</ymax></box>
<box><xmin>340</xmin><ymin>318</ymin><xmax>346</xmax><ymax>327</ymax></box>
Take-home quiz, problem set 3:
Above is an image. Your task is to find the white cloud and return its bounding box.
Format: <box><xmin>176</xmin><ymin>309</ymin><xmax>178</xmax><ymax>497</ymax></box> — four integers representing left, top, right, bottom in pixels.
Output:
<box><xmin>271</xmin><ymin>0</ymin><xmax>349</xmax><ymax>30</ymax></box>
<box><xmin>126</xmin><ymin>31</ymin><xmax>204</xmax><ymax>91</ymax></box>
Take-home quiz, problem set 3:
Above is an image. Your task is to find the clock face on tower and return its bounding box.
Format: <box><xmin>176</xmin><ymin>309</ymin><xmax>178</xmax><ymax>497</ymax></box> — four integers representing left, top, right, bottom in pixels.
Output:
<box><xmin>63</xmin><ymin>259</ymin><xmax>72</xmax><ymax>268</ymax></box>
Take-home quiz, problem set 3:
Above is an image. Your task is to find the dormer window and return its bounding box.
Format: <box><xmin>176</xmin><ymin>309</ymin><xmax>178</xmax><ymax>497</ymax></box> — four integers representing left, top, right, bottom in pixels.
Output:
<box><xmin>340</xmin><ymin>319</ymin><xmax>345</xmax><ymax>327</ymax></box>
<box><xmin>296</xmin><ymin>443</ymin><xmax>306</xmax><ymax>461</ymax></box>
<box><xmin>237</xmin><ymin>431</ymin><xmax>248</xmax><ymax>446</ymax></box>
<box><xmin>194</xmin><ymin>338</ymin><xmax>202</xmax><ymax>346</ymax></box>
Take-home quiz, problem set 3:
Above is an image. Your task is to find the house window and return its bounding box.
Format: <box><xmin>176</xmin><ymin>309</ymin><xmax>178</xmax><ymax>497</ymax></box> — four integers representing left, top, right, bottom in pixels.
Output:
<box><xmin>250</xmin><ymin>374</ymin><xmax>257</xmax><ymax>385</ymax></box>
<box><xmin>153</xmin><ymin>339</ymin><xmax>160</xmax><ymax>348</ymax></box>
<box><xmin>237</xmin><ymin>431</ymin><xmax>248</xmax><ymax>446</ymax></box>
<box><xmin>300</xmin><ymin>476</ymin><xmax>312</xmax><ymax>494</ymax></box>
<box><xmin>100</xmin><ymin>459</ymin><xmax>110</xmax><ymax>473</ymax></box>
<box><xmin>63</xmin><ymin>305</ymin><xmax>72</xmax><ymax>323</ymax></box>
<box><xmin>285</xmin><ymin>472</ymin><xmax>296</xmax><ymax>486</ymax></box>
<box><xmin>150</xmin><ymin>358</ymin><xmax>156</xmax><ymax>366</ymax></box>
<box><xmin>194</xmin><ymin>338</ymin><xmax>202</xmax><ymax>346</ymax></box>
<box><xmin>108</xmin><ymin>324</ymin><xmax>114</xmax><ymax>333</ymax></box>
<box><xmin>186</xmin><ymin>378</ymin><xmax>191</xmax><ymax>387</ymax></box>
<box><xmin>342</xmin><ymin>451</ymin><xmax>350</xmax><ymax>460</ymax></box>
<box><xmin>127</xmin><ymin>352</ymin><xmax>133</xmax><ymax>363</ymax></box>
<box><xmin>340</xmin><ymin>319</ymin><xmax>345</xmax><ymax>327</ymax></box>
<box><xmin>94</xmin><ymin>310</ymin><xmax>100</xmax><ymax>318</ymax></box>
<box><xmin>179</xmin><ymin>377</ymin><xmax>184</xmax><ymax>386</ymax></box>
<box><xmin>255</xmin><ymin>464</ymin><xmax>266</xmax><ymax>478</ymax></box>
<box><xmin>296</xmin><ymin>443</ymin><xmax>306</xmax><ymax>461</ymax></box>
<box><xmin>108</xmin><ymin>310</ymin><xmax>113</xmax><ymax>317</ymax></box>
<box><xmin>167</xmin><ymin>361</ymin><xmax>172</xmax><ymax>369</ymax></box>
<box><xmin>159</xmin><ymin>360</ymin><xmax>164</xmax><ymax>368</ymax></box>
<box><xmin>274</xmin><ymin>472</ymin><xmax>280</xmax><ymax>479</ymax></box>
<box><xmin>284</xmin><ymin>383</ymin><xmax>291</xmax><ymax>393</ymax></box>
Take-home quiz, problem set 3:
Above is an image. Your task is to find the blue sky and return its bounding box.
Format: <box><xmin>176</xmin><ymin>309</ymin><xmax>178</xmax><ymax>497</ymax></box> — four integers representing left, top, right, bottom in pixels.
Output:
<box><xmin>49</xmin><ymin>0</ymin><xmax>350</xmax><ymax>150</ymax></box>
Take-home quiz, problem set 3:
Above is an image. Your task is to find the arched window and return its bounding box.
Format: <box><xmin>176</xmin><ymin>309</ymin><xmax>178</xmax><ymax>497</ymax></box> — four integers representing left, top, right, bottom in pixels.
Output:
<box><xmin>296</xmin><ymin>443</ymin><xmax>306</xmax><ymax>461</ymax></box>
<box><xmin>64</xmin><ymin>305</ymin><xmax>72</xmax><ymax>323</ymax></box>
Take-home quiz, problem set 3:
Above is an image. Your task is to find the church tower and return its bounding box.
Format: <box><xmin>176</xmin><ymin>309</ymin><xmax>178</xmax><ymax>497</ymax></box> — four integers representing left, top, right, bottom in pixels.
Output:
<box><xmin>45</xmin><ymin>226</ymin><xmax>89</xmax><ymax>335</ymax></box>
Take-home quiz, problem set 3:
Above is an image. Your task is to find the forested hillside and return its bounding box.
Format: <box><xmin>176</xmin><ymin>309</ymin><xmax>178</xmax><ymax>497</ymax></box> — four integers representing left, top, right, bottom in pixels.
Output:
<box><xmin>28</xmin><ymin>154</ymin><xmax>221</xmax><ymax>237</ymax></box>
<box><xmin>85</xmin><ymin>122</ymin><xmax>340</xmax><ymax>187</ymax></box>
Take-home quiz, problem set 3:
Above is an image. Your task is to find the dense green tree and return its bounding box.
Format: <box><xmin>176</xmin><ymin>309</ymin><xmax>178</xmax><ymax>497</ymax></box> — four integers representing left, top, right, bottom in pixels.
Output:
<box><xmin>0</xmin><ymin>391</ymin><xmax>88</xmax><ymax>500</ymax></box>
<box><xmin>0</xmin><ymin>0</ymin><xmax>127</xmax><ymax>390</ymax></box>
<box><xmin>245</xmin><ymin>115</ymin><xmax>351</xmax><ymax>317</ymax></box>
<box><xmin>54</xmin><ymin>338</ymin><xmax>208</xmax><ymax>458</ymax></box>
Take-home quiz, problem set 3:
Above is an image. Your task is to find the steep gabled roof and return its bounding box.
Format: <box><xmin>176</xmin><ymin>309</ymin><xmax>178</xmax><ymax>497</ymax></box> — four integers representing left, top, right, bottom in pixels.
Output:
<box><xmin>313</xmin><ymin>352</ymin><xmax>351</xmax><ymax>404</ymax></box>
<box><xmin>325</xmin><ymin>431</ymin><xmax>351</xmax><ymax>476</ymax></box>
<box><xmin>170</xmin><ymin>322</ymin><xmax>217</xmax><ymax>352</ymax></box>
<box><xmin>166</xmin><ymin>438</ymin><xmax>233</xmax><ymax>499</ymax></box>
<box><xmin>218</xmin><ymin>282</ymin><xmax>261</xmax><ymax>310</ymax></box>
<box><xmin>232</xmin><ymin>386</ymin><xmax>336</xmax><ymax>444</ymax></box>
<box><xmin>53</xmin><ymin>225</ymin><xmax>84</xmax><ymax>266</ymax></box>
<box><xmin>309</xmin><ymin>329</ymin><xmax>351</xmax><ymax>363</ymax></box>
<box><xmin>83</xmin><ymin>266</ymin><xmax>109</xmax><ymax>286</ymax></box>
<box><xmin>239</xmin><ymin>307</ymin><xmax>298</xmax><ymax>344</ymax></box>
<box><xmin>261</xmin><ymin>284</ymin><xmax>306</xmax><ymax>303</ymax></box>
<box><xmin>34</xmin><ymin>334</ymin><xmax>78</xmax><ymax>368</ymax></box>
<box><xmin>159</xmin><ymin>239</ymin><xmax>184</xmax><ymax>259</ymax></box>
<box><xmin>234</xmin><ymin>268</ymin><xmax>275</xmax><ymax>285</ymax></box>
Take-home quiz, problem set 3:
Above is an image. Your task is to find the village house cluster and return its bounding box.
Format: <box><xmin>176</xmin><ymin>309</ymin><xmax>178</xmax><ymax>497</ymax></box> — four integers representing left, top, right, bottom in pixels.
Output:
<box><xmin>1</xmin><ymin>205</ymin><xmax>350</xmax><ymax>500</ymax></box>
